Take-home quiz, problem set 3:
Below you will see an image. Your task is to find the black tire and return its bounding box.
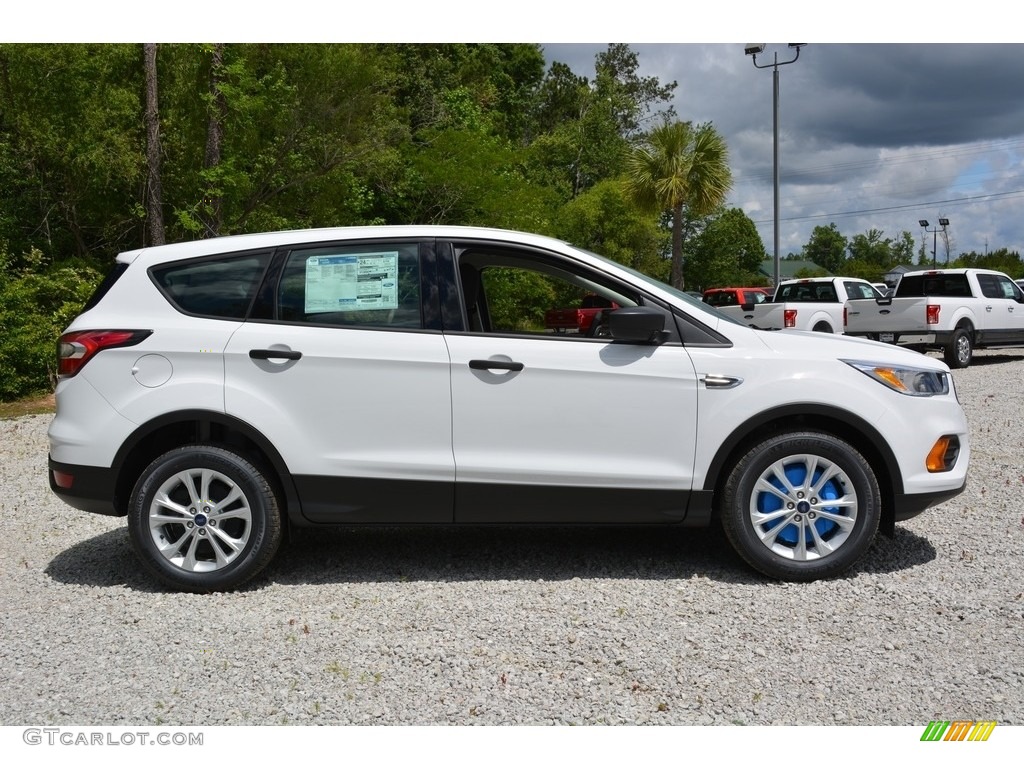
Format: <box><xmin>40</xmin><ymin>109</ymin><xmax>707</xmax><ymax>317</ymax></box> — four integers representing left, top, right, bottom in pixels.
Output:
<box><xmin>128</xmin><ymin>445</ymin><xmax>282</xmax><ymax>592</ymax></box>
<box><xmin>719</xmin><ymin>431</ymin><xmax>881</xmax><ymax>581</ymax></box>
<box><xmin>812</xmin><ymin>322</ymin><xmax>833</xmax><ymax>334</ymax></box>
<box><xmin>586</xmin><ymin>309</ymin><xmax>612</xmax><ymax>338</ymax></box>
<box><xmin>944</xmin><ymin>327</ymin><xmax>973</xmax><ymax>368</ymax></box>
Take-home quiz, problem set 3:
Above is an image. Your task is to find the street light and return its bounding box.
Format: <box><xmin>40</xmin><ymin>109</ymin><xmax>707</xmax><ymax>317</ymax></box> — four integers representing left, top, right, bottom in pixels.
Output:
<box><xmin>919</xmin><ymin>218</ymin><xmax>950</xmax><ymax>266</ymax></box>
<box><xmin>747</xmin><ymin>43</ymin><xmax>806</xmax><ymax>288</ymax></box>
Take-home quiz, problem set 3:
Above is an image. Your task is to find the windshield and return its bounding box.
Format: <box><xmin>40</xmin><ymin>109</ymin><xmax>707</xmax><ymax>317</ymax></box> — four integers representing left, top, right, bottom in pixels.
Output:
<box><xmin>573</xmin><ymin>246</ymin><xmax>747</xmax><ymax>325</ymax></box>
<box><xmin>574</xmin><ymin>247</ymin><xmax>700</xmax><ymax>305</ymax></box>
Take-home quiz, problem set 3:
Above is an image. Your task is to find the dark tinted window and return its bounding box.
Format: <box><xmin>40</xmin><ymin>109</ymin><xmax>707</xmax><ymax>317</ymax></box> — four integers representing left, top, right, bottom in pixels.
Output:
<box><xmin>895</xmin><ymin>274</ymin><xmax>972</xmax><ymax>298</ymax></box>
<box><xmin>151</xmin><ymin>251</ymin><xmax>272</xmax><ymax>319</ymax></box>
<box><xmin>976</xmin><ymin>273</ymin><xmax>1019</xmax><ymax>300</ymax></box>
<box><xmin>82</xmin><ymin>262</ymin><xmax>129</xmax><ymax>312</ymax></box>
<box><xmin>278</xmin><ymin>243</ymin><xmax>422</xmax><ymax>329</ymax></box>
<box><xmin>704</xmin><ymin>291</ymin><xmax>737</xmax><ymax>307</ymax></box>
<box><xmin>843</xmin><ymin>281</ymin><xmax>878</xmax><ymax>300</ymax></box>
<box><xmin>776</xmin><ymin>282</ymin><xmax>834</xmax><ymax>302</ymax></box>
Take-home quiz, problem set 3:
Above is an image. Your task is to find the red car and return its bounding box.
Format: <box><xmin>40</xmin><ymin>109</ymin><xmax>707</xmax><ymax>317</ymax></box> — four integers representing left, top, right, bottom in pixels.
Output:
<box><xmin>702</xmin><ymin>287</ymin><xmax>771</xmax><ymax>308</ymax></box>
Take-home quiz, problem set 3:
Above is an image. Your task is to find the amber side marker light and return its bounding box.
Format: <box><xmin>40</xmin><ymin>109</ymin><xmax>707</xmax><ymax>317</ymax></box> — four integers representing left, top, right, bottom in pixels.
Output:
<box><xmin>926</xmin><ymin>435</ymin><xmax>960</xmax><ymax>472</ymax></box>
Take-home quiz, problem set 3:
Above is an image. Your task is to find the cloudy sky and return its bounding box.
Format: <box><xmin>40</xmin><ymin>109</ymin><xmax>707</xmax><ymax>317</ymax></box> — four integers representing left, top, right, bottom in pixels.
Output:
<box><xmin>16</xmin><ymin>3</ymin><xmax>1021</xmax><ymax>262</ymax></box>
<box><xmin>543</xmin><ymin>42</ymin><xmax>1024</xmax><ymax>262</ymax></box>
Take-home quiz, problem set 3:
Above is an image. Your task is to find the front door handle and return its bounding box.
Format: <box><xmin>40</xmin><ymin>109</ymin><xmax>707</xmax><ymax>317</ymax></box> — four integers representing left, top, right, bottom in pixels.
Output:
<box><xmin>250</xmin><ymin>348</ymin><xmax>302</xmax><ymax>361</ymax></box>
<box><xmin>469</xmin><ymin>359</ymin><xmax>524</xmax><ymax>372</ymax></box>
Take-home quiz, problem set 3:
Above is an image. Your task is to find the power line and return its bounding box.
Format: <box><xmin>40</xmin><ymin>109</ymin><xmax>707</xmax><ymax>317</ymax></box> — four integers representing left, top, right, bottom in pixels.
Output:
<box><xmin>750</xmin><ymin>188</ymin><xmax>1024</xmax><ymax>226</ymax></box>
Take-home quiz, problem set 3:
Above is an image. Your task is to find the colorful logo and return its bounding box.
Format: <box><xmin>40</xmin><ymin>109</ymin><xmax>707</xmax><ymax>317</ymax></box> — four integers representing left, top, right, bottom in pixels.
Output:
<box><xmin>921</xmin><ymin>720</ymin><xmax>997</xmax><ymax>741</ymax></box>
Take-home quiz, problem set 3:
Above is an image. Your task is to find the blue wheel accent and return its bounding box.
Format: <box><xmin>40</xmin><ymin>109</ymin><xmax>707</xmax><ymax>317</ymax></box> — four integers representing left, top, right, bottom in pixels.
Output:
<box><xmin>747</xmin><ymin>452</ymin><xmax>859</xmax><ymax>561</ymax></box>
<box><xmin>759</xmin><ymin>462</ymin><xmax>842</xmax><ymax>545</ymax></box>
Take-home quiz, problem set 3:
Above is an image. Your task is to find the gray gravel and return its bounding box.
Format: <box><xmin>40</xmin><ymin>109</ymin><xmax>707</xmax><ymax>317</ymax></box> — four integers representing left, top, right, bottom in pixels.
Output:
<box><xmin>1</xmin><ymin>350</ymin><xmax>1022</xmax><ymax>726</ymax></box>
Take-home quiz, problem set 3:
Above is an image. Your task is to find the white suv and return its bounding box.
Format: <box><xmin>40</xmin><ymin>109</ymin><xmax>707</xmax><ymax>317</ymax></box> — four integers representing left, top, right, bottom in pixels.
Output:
<box><xmin>48</xmin><ymin>226</ymin><xmax>970</xmax><ymax>591</ymax></box>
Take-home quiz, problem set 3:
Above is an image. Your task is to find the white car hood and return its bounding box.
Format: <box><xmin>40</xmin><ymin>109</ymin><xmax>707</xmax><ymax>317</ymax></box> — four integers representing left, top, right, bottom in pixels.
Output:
<box><xmin>751</xmin><ymin>328</ymin><xmax>951</xmax><ymax>372</ymax></box>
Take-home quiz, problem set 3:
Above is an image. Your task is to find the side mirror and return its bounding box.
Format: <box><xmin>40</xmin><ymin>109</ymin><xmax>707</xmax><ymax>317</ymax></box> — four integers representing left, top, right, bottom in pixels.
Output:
<box><xmin>607</xmin><ymin>306</ymin><xmax>668</xmax><ymax>344</ymax></box>
<box><xmin>740</xmin><ymin>302</ymin><xmax>755</xmax><ymax>311</ymax></box>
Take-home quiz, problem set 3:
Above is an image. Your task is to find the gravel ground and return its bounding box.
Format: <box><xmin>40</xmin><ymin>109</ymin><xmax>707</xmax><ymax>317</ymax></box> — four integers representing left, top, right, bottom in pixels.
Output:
<box><xmin>1</xmin><ymin>350</ymin><xmax>1022</xmax><ymax>727</ymax></box>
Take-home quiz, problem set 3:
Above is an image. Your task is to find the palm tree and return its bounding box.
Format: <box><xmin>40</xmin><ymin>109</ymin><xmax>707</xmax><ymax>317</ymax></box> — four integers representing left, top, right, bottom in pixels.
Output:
<box><xmin>624</xmin><ymin>120</ymin><xmax>732</xmax><ymax>289</ymax></box>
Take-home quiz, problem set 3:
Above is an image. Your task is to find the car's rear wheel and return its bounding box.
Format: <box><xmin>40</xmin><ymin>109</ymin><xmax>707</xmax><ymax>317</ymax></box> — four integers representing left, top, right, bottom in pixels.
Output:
<box><xmin>944</xmin><ymin>327</ymin><xmax>973</xmax><ymax>368</ymax></box>
<box><xmin>720</xmin><ymin>431</ymin><xmax>880</xmax><ymax>581</ymax></box>
<box><xmin>128</xmin><ymin>445</ymin><xmax>282</xmax><ymax>592</ymax></box>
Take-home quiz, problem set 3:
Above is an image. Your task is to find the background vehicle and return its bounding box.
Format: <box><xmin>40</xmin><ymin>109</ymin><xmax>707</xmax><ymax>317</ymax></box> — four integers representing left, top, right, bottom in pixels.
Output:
<box><xmin>715</xmin><ymin>276</ymin><xmax>882</xmax><ymax>334</ymax></box>
<box><xmin>702</xmin><ymin>287</ymin><xmax>771</xmax><ymax>308</ymax></box>
<box><xmin>48</xmin><ymin>226</ymin><xmax>969</xmax><ymax>592</ymax></box>
<box><xmin>544</xmin><ymin>294</ymin><xmax>619</xmax><ymax>334</ymax></box>
<box><xmin>844</xmin><ymin>268</ymin><xmax>1024</xmax><ymax>368</ymax></box>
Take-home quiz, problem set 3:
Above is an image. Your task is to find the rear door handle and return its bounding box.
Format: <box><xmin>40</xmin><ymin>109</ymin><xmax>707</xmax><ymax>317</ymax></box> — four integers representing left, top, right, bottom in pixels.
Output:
<box><xmin>469</xmin><ymin>359</ymin><xmax>524</xmax><ymax>372</ymax></box>
<box><xmin>250</xmin><ymin>348</ymin><xmax>302</xmax><ymax>361</ymax></box>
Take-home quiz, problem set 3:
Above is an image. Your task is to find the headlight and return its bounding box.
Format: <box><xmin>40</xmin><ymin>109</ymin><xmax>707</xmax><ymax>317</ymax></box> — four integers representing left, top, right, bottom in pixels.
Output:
<box><xmin>842</xmin><ymin>360</ymin><xmax>949</xmax><ymax>396</ymax></box>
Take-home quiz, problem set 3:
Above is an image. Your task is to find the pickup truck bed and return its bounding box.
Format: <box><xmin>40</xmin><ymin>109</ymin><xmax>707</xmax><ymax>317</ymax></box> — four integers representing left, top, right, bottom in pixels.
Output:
<box><xmin>844</xmin><ymin>268</ymin><xmax>1024</xmax><ymax>367</ymax></box>
<box><xmin>716</xmin><ymin>277</ymin><xmax>880</xmax><ymax>334</ymax></box>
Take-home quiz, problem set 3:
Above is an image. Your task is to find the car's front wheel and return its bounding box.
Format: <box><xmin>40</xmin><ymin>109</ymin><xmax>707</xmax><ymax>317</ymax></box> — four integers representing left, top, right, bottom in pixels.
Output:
<box><xmin>128</xmin><ymin>445</ymin><xmax>282</xmax><ymax>592</ymax></box>
<box><xmin>720</xmin><ymin>431</ymin><xmax>881</xmax><ymax>581</ymax></box>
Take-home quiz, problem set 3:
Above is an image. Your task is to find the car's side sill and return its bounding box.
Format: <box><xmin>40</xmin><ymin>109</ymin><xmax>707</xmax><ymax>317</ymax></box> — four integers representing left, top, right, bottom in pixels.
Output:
<box><xmin>291</xmin><ymin>476</ymin><xmax>706</xmax><ymax>526</ymax></box>
<box><xmin>455</xmin><ymin>483</ymin><xmax>691</xmax><ymax>524</ymax></box>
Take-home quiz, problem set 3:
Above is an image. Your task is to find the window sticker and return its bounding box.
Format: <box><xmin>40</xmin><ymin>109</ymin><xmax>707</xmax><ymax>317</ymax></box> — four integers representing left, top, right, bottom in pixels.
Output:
<box><xmin>304</xmin><ymin>252</ymin><xmax>399</xmax><ymax>313</ymax></box>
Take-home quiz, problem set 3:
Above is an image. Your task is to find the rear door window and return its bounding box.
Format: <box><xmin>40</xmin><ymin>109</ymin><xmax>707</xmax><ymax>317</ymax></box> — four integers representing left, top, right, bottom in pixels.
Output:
<box><xmin>977</xmin><ymin>273</ymin><xmax>1019</xmax><ymax>300</ymax></box>
<box><xmin>844</xmin><ymin>281</ymin><xmax>878</xmax><ymax>300</ymax></box>
<box><xmin>277</xmin><ymin>242</ymin><xmax>423</xmax><ymax>329</ymax></box>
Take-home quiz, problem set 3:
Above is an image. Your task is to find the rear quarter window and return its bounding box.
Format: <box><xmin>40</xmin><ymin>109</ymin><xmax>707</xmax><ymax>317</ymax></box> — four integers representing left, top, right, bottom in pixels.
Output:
<box><xmin>81</xmin><ymin>262</ymin><xmax>129</xmax><ymax>312</ymax></box>
<box><xmin>151</xmin><ymin>251</ymin><xmax>272</xmax><ymax>319</ymax></box>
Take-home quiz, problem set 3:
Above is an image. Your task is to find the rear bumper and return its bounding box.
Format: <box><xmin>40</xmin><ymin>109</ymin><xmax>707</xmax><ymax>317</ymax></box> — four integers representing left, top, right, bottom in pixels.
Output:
<box><xmin>845</xmin><ymin>330</ymin><xmax>949</xmax><ymax>347</ymax></box>
<box><xmin>48</xmin><ymin>457</ymin><xmax>120</xmax><ymax>516</ymax></box>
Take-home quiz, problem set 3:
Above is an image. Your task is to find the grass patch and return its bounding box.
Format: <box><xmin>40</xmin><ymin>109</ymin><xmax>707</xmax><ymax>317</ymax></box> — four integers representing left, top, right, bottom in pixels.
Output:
<box><xmin>0</xmin><ymin>393</ymin><xmax>55</xmax><ymax>420</ymax></box>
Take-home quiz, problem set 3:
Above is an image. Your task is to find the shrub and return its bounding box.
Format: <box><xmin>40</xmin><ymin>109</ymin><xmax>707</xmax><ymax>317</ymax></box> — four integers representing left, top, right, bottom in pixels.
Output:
<box><xmin>0</xmin><ymin>250</ymin><xmax>102</xmax><ymax>401</ymax></box>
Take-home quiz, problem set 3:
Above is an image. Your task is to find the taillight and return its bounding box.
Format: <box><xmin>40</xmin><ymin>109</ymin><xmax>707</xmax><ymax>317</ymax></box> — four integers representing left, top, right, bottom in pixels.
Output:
<box><xmin>57</xmin><ymin>330</ymin><xmax>151</xmax><ymax>378</ymax></box>
<box><xmin>926</xmin><ymin>305</ymin><xmax>940</xmax><ymax>325</ymax></box>
<box><xmin>784</xmin><ymin>309</ymin><xmax>797</xmax><ymax>328</ymax></box>
<box><xmin>843</xmin><ymin>306</ymin><xmax>848</xmax><ymax>327</ymax></box>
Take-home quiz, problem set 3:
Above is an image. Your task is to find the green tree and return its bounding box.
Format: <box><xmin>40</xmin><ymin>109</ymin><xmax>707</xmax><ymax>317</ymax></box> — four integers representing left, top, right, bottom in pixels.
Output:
<box><xmin>955</xmin><ymin>247</ymin><xmax>1023</xmax><ymax>274</ymax></box>
<box><xmin>0</xmin><ymin>44</ymin><xmax>145</xmax><ymax>260</ymax></box>
<box><xmin>624</xmin><ymin>120</ymin><xmax>732</xmax><ymax>289</ymax></box>
<box><xmin>0</xmin><ymin>249</ymin><xmax>101</xmax><ymax>399</ymax></box>
<box><xmin>380</xmin><ymin>44</ymin><xmax>545</xmax><ymax>143</ymax></box>
<box><xmin>848</xmin><ymin>229</ymin><xmax>894</xmax><ymax>269</ymax></box>
<box><xmin>801</xmin><ymin>223</ymin><xmax>849</xmax><ymax>274</ymax></box>
<box><xmin>891</xmin><ymin>230</ymin><xmax>916</xmax><ymax>266</ymax></box>
<box><xmin>398</xmin><ymin>127</ymin><xmax>556</xmax><ymax>230</ymax></box>
<box><xmin>592</xmin><ymin>44</ymin><xmax>677</xmax><ymax>138</ymax></box>
<box><xmin>688</xmin><ymin>208</ymin><xmax>767</xmax><ymax>291</ymax></box>
<box><xmin>527</xmin><ymin>45</ymin><xmax>677</xmax><ymax>200</ymax></box>
<box><xmin>555</xmin><ymin>179</ymin><xmax>668</xmax><ymax>279</ymax></box>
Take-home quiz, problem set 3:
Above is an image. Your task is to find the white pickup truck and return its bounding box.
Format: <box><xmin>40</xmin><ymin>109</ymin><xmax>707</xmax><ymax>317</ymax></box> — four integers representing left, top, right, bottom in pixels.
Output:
<box><xmin>716</xmin><ymin>276</ymin><xmax>882</xmax><ymax>334</ymax></box>
<box><xmin>843</xmin><ymin>268</ymin><xmax>1024</xmax><ymax>368</ymax></box>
